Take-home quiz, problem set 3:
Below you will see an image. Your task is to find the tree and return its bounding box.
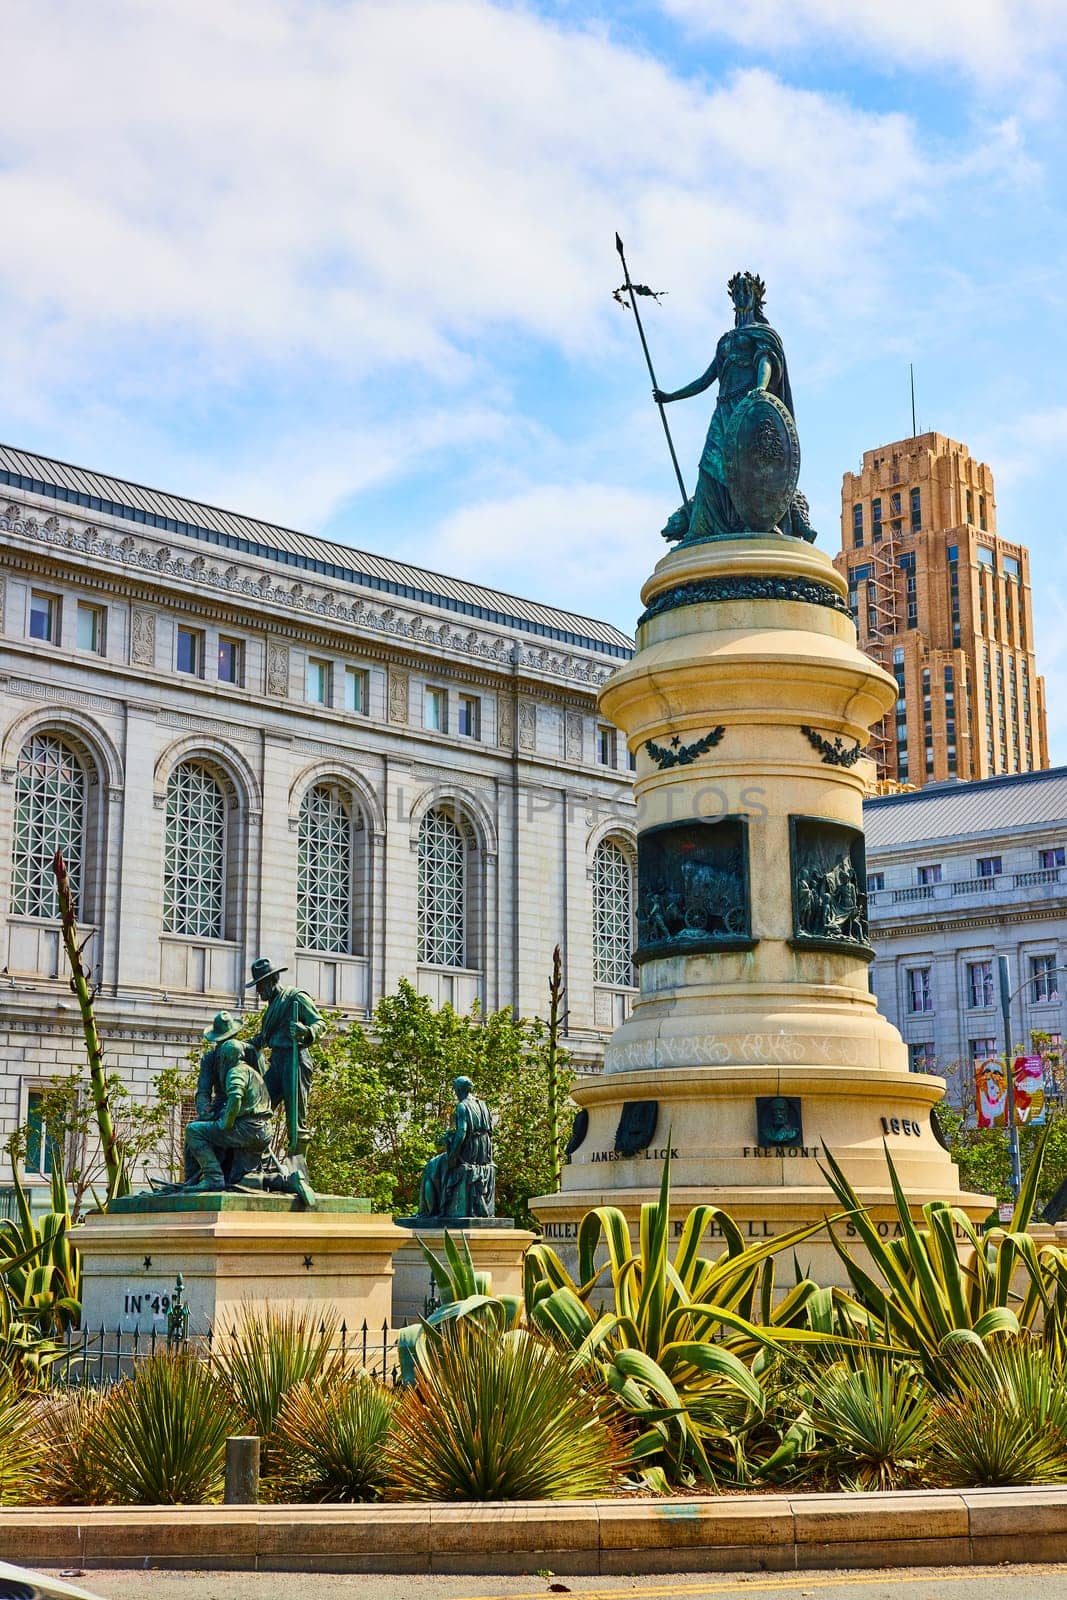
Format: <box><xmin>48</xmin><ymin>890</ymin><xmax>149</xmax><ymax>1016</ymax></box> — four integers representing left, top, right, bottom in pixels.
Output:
<box><xmin>305</xmin><ymin>980</ymin><xmax>576</xmax><ymax>1223</ymax></box>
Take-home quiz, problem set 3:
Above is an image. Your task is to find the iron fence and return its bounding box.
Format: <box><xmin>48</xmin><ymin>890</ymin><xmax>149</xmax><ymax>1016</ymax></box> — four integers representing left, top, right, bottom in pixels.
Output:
<box><xmin>48</xmin><ymin>1316</ymin><xmax>398</xmax><ymax>1388</ymax></box>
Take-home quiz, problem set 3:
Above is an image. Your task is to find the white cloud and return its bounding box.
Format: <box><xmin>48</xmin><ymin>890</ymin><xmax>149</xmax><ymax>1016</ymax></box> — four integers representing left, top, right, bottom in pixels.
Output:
<box><xmin>405</xmin><ymin>482</ymin><xmax>666</xmax><ymax>631</ymax></box>
<box><xmin>659</xmin><ymin>0</ymin><xmax>1067</xmax><ymax>89</ymax></box>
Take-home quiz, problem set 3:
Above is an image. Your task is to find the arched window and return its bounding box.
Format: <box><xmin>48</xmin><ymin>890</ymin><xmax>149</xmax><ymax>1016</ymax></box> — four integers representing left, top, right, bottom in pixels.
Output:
<box><xmin>417</xmin><ymin>808</ymin><xmax>465</xmax><ymax>968</ymax></box>
<box><xmin>593</xmin><ymin>838</ymin><xmax>634</xmax><ymax>987</ymax></box>
<box><xmin>163</xmin><ymin>762</ymin><xmax>226</xmax><ymax>938</ymax></box>
<box><xmin>10</xmin><ymin>734</ymin><xmax>87</xmax><ymax>918</ymax></box>
<box><xmin>297</xmin><ymin>784</ymin><xmax>353</xmax><ymax>954</ymax></box>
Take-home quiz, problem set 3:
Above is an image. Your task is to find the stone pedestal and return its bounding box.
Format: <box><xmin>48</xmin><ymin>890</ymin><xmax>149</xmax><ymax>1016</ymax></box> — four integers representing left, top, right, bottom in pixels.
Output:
<box><xmin>77</xmin><ymin>1193</ymin><xmax>405</xmax><ymax>1340</ymax></box>
<box><xmin>532</xmin><ymin>534</ymin><xmax>992</xmax><ymax>1284</ymax></box>
<box><xmin>391</xmin><ymin>1222</ymin><xmax>537</xmax><ymax>1327</ymax></box>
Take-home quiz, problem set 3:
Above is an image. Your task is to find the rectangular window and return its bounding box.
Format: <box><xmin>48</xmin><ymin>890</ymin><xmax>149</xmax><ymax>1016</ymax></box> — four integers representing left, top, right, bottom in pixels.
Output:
<box><xmin>217</xmin><ymin>636</ymin><xmax>243</xmax><ymax>685</ymax></box>
<box><xmin>176</xmin><ymin>626</ymin><xmax>203</xmax><ymax>676</ymax></box>
<box><xmin>344</xmin><ymin>666</ymin><xmax>369</xmax><ymax>714</ymax></box>
<box><xmin>970</xmin><ymin>1036</ymin><xmax>998</xmax><ymax>1062</ymax></box>
<box><xmin>1031</xmin><ymin>954</ymin><xmax>1059</xmax><ymax>1004</ymax></box>
<box><xmin>75</xmin><ymin>601</ymin><xmax>105</xmax><ymax>654</ymax></box>
<box><xmin>979</xmin><ymin>493</ymin><xmax>987</xmax><ymax>530</ymax></box>
<box><xmin>29</xmin><ymin>590</ymin><xmax>60</xmax><ymax>643</ymax></box>
<box><xmin>977</xmin><ymin>546</ymin><xmax>994</xmax><ymax>569</ymax></box>
<box><xmin>890</xmin><ymin>491</ymin><xmax>902</xmax><ymax>516</ymax></box>
<box><xmin>917</xmin><ymin>864</ymin><xmax>942</xmax><ymax>885</ymax></box>
<box><xmin>597</xmin><ymin>725</ymin><xmax>616</xmax><ymax>767</ymax></box>
<box><xmin>1003</xmin><ymin>554</ymin><xmax>1020</xmax><ymax>579</ymax></box>
<box><xmin>852</xmin><ymin>503</ymin><xmax>864</xmax><ymax>546</ymax></box>
<box><xmin>908</xmin><ymin>1043</ymin><xmax>935</xmax><ymax>1073</ymax></box>
<box><xmin>976</xmin><ymin>855</ymin><xmax>1002</xmax><ymax>878</ymax></box>
<box><xmin>867</xmin><ymin>872</ymin><xmax>885</xmax><ymax>893</ymax></box>
<box><xmin>966</xmin><ymin>489</ymin><xmax>974</xmax><ymax>522</ymax></box>
<box><xmin>1040</xmin><ymin>847</ymin><xmax>1066</xmax><ymax>870</ymax></box>
<box><xmin>968</xmin><ymin>960</ymin><xmax>994</xmax><ymax>1009</ymax></box>
<box><xmin>424</xmin><ymin>686</ymin><xmax>447</xmax><ymax>732</ymax></box>
<box><xmin>25</xmin><ymin>1090</ymin><xmax>61</xmax><ymax>1177</ymax></box>
<box><xmin>872</xmin><ymin>498</ymin><xmax>882</xmax><ymax>540</ymax></box>
<box><xmin>306</xmin><ymin>657</ymin><xmax>331</xmax><ymax>705</ymax></box>
<box><xmin>910</xmin><ymin>487</ymin><xmax>921</xmax><ymax>531</ymax></box>
<box><xmin>457</xmin><ymin>694</ymin><xmax>481</xmax><ymax>740</ymax></box>
<box><xmin>908</xmin><ymin>967</ymin><xmax>933</xmax><ymax>1013</ymax></box>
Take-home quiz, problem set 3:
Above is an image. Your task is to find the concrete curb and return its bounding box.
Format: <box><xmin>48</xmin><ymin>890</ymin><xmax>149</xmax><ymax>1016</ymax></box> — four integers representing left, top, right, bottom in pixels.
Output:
<box><xmin>2</xmin><ymin>1488</ymin><xmax>1066</xmax><ymax>1574</ymax></box>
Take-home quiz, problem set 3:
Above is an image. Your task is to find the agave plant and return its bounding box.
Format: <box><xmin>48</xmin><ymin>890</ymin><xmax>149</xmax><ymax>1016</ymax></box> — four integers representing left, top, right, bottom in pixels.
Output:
<box><xmin>524</xmin><ymin>1154</ymin><xmax>840</xmax><ymax>1488</ymax></box>
<box><xmin>396</xmin><ymin>1231</ymin><xmax>523</xmax><ymax>1385</ymax></box>
<box><xmin>92</xmin><ymin>1350</ymin><xmax>245</xmax><ymax>1504</ymax></box>
<box><xmin>273</xmin><ymin>1373</ymin><xmax>394</xmax><ymax>1502</ymax></box>
<box><xmin>213</xmin><ymin>1305</ymin><xmax>340</xmax><ymax>1477</ymax></box>
<box><xmin>31</xmin><ymin>1387</ymin><xmax>113</xmax><ymax>1505</ymax></box>
<box><xmin>809</xmin><ymin>1347</ymin><xmax>932</xmax><ymax>1491</ymax></box>
<box><xmin>385</xmin><ymin>1319</ymin><xmax>624</xmax><ymax>1500</ymax></box>
<box><xmin>927</xmin><ymin>1337</ymin><xmax>1067</xmax><ymax>1487</ymax></box>
<box><xmin>818</xmin><ymin>1133</ymin><xmax>1067</xmax><ymax>1369</ymax></box>
<box><xmin>0</xmin><ymin>1162</ymin><xmax>81</xmax><ymax>1337</ymax></box>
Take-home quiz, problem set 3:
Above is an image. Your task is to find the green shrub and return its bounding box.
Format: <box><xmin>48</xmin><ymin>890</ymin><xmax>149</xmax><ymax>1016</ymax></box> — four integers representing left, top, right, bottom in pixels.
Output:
<box><xmin>385</xmin><ymin>1321</ymin><xmax>624</xmax><ymax>1500</ymax></box>
<box><xmin>928</xmin><ymin>1338</ymin><xmax>1067</xmax><ymax>1487</ymax></box>
<box><xmin>0</xmin><ymin>1369</ymin><xmax>38</xmax><ymax>1504</ymax></box>
<box><xmin>31</xmin><ymin>1387</ymin><xmax>112</xmax><ymax>1505</ymax></box>
<box><xmin>273</xmin><ymin>1373</ymin><xmax>394</xmax><ymax>1501</ymax></box>
<box><xmin>92</xmin><ymin>1351</ymin><xmax>244</xmax><ymax>1504</ymax></box>
<box><xmin>810</xmin><ymin>1351</ymin><xmax>932</xmax><ymax>1491</ymax></box>
<box><xmin>213</xmin><ymin>1306</ymin><xmax>340</xmax><ymax>1477</ymax></box>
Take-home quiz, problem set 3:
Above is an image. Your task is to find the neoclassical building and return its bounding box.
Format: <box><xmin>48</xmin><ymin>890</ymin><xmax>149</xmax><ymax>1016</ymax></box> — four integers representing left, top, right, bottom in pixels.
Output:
<box><xmin>0</xmin><ymin>444</ymin><xmax>638</xmax><ymax>1189</ymax></box>
<box><xmin>865</xmin><ymin>767</ymin><xmax>1067</xmax><ymax>1088</ymax></box>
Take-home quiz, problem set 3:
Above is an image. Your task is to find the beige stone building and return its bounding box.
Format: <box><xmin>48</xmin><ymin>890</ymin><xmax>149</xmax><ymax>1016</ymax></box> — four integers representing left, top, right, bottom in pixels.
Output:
<box><xmin>0</xmin><ymin>444</ymin><xmax>638</xmax><ymax>1195</ymax></box>
<box><xmin>835</xmin><ymin>432</ymin><xmax>1049</xmax><ymax>788</ymax></box>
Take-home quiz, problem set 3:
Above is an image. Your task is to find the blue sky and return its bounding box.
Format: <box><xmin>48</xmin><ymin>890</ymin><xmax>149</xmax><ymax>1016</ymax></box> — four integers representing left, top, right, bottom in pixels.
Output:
<box><xmin>4</xmin><ymin>0</ymin><xmax>1067</xmax><ymax>753</ymax></box>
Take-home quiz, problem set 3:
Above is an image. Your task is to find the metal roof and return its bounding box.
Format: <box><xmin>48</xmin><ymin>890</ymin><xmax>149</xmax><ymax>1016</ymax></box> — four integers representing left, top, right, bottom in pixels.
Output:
<box><xmin>864</xmin><ymin>767</ymin><xmax>1067</xmax><ymax>850</ymax></box>
<box><xmin>0</xmin><ymin>442</ymin><xmax>635</xmax><ymax>660</ymax></box>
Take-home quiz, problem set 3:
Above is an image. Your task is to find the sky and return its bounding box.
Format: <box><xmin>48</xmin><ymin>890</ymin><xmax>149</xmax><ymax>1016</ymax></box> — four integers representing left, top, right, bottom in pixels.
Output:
<box><xmin>4</xmin><ymin>1</ymin><xmax>1067</xmax><ymax>754</ymax></box>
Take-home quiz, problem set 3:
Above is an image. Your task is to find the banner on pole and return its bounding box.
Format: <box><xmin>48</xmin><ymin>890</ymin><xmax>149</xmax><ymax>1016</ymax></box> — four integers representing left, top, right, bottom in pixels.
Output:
<box><xmin>975</xmin><ymin>1054</ymin><xmax>1046</xmax><ymax>1127</ymax></box>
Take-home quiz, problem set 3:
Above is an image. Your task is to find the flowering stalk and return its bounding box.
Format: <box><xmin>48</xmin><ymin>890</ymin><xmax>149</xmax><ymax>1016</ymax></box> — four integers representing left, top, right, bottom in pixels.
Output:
<box><xmin>53</xmin><ymin>849</ymin><xmax>129</xmax><ymax>1200</ymax></box>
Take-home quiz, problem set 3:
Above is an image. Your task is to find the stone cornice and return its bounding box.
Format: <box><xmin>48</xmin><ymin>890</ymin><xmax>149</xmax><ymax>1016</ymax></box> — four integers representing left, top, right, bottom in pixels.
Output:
<box><xmin>1</xmin><ymin>504</ymin><xmax>617</xmax><ymax>694</ymax></box>
<box><xmin>871</xmin><ymin>902</ymin><xmax>1067</xmax><ymax>940</ymax></box>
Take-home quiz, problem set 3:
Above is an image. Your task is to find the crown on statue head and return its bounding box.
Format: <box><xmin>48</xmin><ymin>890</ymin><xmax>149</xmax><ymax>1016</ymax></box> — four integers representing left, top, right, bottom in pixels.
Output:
<box><xmin>727</xmin><ymin>271</ymin><xmax>767</xmax><ymax>314</ymax></box>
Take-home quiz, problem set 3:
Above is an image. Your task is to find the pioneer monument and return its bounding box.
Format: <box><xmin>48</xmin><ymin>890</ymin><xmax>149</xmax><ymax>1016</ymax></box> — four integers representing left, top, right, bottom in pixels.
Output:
<box><xmin>532</xmin><ymin>264</ymin><xmax>990</xmax><ymax>1279</ymax></box>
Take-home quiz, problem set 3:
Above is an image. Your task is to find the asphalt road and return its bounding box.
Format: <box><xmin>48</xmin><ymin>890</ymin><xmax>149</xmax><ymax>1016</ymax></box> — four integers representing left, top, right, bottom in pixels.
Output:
<box><xmin>67</xmin><ymin>1564</ymin><xmax>1067</xmax><ymax>1600</ymax></box>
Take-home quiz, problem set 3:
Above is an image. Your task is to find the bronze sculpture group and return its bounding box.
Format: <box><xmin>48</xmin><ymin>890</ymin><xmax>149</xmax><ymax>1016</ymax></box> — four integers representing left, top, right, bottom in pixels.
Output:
<box><xmin>176</xmin><ymin>956</ymin><xmax>497</xmax><ymax>1220</ymax></box>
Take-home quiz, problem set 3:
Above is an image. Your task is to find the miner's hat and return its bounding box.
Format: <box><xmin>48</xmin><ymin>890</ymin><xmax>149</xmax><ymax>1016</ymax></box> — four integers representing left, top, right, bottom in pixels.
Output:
<box><xmin>202</xmin><ymin>1011</ymin><xmax>241</xmax><ymax>1045</ymax></box>
<box><xmin>246</xmin><ymin>956</ymin><xmax>288</xmax><ymax>989</ymax></box>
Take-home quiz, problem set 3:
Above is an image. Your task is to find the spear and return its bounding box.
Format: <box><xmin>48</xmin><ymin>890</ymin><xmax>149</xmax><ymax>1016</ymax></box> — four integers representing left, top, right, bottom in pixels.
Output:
<box><xmin>615</xmin><ymin>232</ymin><xmax>688</xmax><ymax>505</ymax></box>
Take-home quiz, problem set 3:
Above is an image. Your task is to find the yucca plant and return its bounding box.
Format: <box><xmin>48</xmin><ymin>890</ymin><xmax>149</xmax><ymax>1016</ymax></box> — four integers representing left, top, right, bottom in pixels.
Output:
<box><xmin>213</xmin><ymin>1305</ymin><xmax>340</xmax><ymax>1477</ymax></box>
<box><xmin>927</xmin><ymin>1336</ymin><xmax>1067</xmax><ymax>1487</ymax></box>
<box><xmin>31</xmin><ymin>1387</ymin><xmax>113</xmax><ymax>1505</ymax></box>
<box><xmin>809</xmin><ymin>1348</ymin><xmax>932</xmax><ymax>1491</ymax></box>
<box><xmin>385</xmin><ymin>1320</ymin><xmax>624</xmax><ymax>1500</ymax></box>
<box><xmin>524</xmin><ymin>1153</ymin><xmax>840</xmax><ymax>1488</ymax></box>
<box><xmin>273</xmin><ymin>1373</ymin><xmax>395</xmax><ymax>1502</ymax></box>
<box><xmin>92</xmin><ymin>1350</ymin><xmax>244</xmax><ymax>1504</ymax></box>
<box><xmin>0</xmin><ymin>1368</ymin><xmax>39</xmax><ymax>1505</ymax></box>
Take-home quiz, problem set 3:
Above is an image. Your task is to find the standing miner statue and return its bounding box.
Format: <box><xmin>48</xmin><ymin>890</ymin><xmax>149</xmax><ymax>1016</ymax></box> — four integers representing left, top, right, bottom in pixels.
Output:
<box><xmin>246</xmin><ymin>955</ymin><xmax>325</xmax><ymax>1167</ymax></box>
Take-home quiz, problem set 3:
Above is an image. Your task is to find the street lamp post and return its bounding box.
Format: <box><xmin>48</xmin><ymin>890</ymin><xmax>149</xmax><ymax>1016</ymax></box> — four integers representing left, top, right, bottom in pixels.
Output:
<box><xmin>994</xmin><ymin>955</ymin><xmax>1067</xmax><ymax>1201</ymax></box>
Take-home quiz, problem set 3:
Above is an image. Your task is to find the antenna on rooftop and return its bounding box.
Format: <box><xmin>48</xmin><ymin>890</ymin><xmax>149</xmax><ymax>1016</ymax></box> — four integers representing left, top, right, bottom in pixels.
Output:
<box><xmin>910</xmin><ymin>363</ymin><xmax>917</xmax><ymax>438</ymax></box>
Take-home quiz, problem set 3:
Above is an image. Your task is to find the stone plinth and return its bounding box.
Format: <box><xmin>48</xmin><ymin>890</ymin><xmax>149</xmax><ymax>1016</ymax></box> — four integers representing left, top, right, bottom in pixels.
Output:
<box><xmin>391</xmin><ymin>1221</ymin><xmax>536</xmax><ymax>1327</ymax></box>
<box><xmin>532</xmin><ymin>534</ymin><xmax>992</xmax><ymax>1284</ymax></box>
<box><xmin>77</xmin><ymin>1193</ymin><xmax>404</xmax><ymax>1338</ymax></box>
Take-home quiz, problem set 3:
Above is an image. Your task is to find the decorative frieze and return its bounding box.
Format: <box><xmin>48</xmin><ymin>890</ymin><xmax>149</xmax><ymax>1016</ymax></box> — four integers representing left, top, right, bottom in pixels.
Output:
<box><xmin>518</xmin><ymin>698</ymin><xmax>536</xmax><ymax>752</ymax></box>
<box><xmin>155</xmin><ymin>710</ymin><xmax>258</xmax><ymax>745</ymax></box>
<box><xmin>266</xmin><ymin>643</ymin><xmax>290</xmax><ymax>698</ymax></box>
<box><xmin>388</xmin><ymin>668</ymin><xmax>409</xmax><ymax>725</ymax></box>
<box><xmin>1</xmin><ymin>504</ymin><xmax>620</xmax><ymax>689</ymax></box>
<box><xmin>497</xmin><ymin>694</ymin><xmax>515</xmax><ymax>751</ymax></box>
<box><xmin>565</xmin><ymin>710</ymin><xmax>583</xmax><ymax>764</ymax></box>
<box><xmin>5</xmin><ymin>679</ymin><xmax>120</xmax><ymax>716</ymax></box>
<box><xmin>130</xmin><ymin>608</ymin><xmax>156</xmax><ymax>666</ymax></box>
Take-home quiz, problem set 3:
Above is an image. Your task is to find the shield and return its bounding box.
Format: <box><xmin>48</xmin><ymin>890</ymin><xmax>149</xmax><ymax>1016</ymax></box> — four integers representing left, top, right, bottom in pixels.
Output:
<box><xmin>725</xmin><ymin>388</ymin><xmax>800</xmax><ymax>533</ymax></box>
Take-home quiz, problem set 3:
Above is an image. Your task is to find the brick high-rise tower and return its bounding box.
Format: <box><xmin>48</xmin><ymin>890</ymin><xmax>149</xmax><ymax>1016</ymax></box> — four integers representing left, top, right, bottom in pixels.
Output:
<box><xmin>834</xmin><ymin>432</ymin><xmax>1048</xmax><ymax>789</ymax></box>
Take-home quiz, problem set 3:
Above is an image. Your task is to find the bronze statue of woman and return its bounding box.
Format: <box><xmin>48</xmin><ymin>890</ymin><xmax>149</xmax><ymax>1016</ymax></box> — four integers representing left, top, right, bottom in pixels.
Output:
<box><xmin>654</xmin><ymin>271</ymin><xmax>816</xmax><ymax>545</ymax></box>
